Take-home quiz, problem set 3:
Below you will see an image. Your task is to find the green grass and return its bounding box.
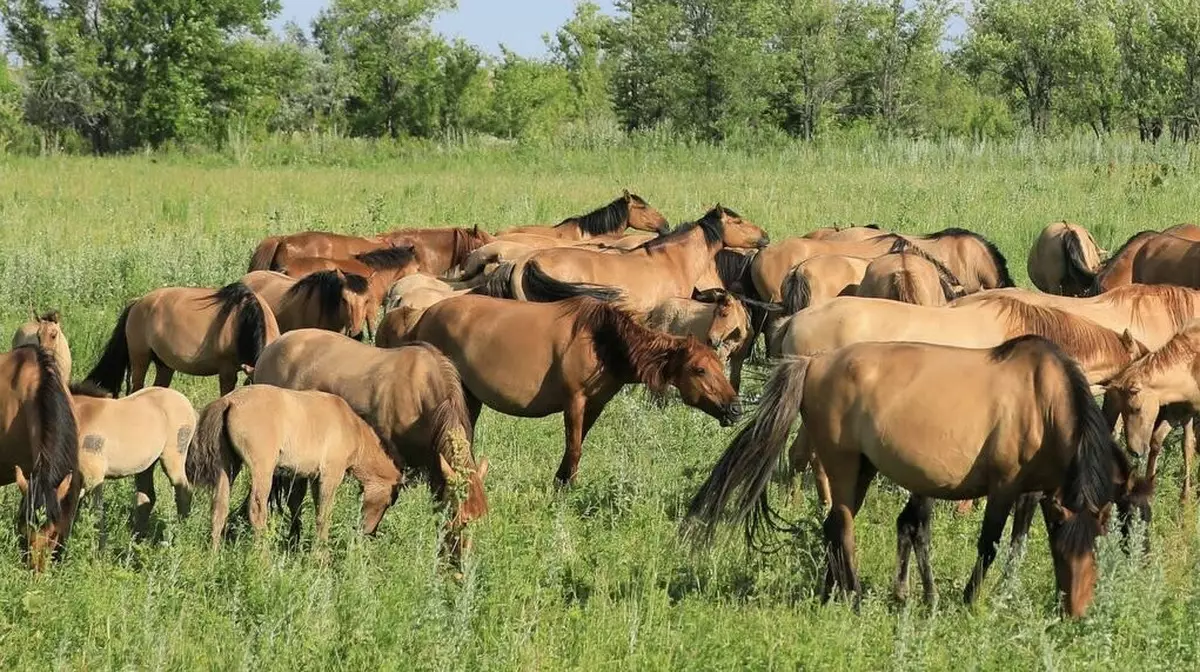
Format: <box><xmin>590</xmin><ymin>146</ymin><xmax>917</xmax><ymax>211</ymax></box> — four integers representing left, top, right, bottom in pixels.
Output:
<box><xmin>1</xmin><ymin>139</ymin><xmax>1200</xmax><ymax>670</ymax></box>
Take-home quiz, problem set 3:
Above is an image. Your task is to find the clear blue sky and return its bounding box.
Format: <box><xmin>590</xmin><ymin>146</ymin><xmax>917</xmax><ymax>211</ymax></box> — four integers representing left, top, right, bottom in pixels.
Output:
<box><xmin>274</xmin><ymin>0</ymin><xmax>618</xmax><ymax>57</ymax></box>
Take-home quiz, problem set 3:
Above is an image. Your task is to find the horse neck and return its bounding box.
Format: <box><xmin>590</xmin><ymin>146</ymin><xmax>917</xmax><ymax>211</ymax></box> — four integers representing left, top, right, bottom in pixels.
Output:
<box><xmin>348</xmin><ymin>432</ymin><xmax>400</xmax><ymax>486</ymax></box>
<box><xmin>644</xmin><ymin>226</ymin><xmax>720</xmax><ymax>287</ymax></box>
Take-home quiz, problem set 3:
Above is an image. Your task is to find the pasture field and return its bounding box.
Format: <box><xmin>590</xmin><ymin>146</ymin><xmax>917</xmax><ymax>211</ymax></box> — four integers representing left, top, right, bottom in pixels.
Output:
<box><xmin>1</xmin><ymin>139</ymin><xmax>1200</xmax><ymax>670</ymax></box>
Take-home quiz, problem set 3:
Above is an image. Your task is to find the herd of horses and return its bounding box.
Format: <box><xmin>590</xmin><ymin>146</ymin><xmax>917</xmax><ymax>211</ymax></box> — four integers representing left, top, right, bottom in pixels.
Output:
<box><xmin>6</xmin><ymin>190</ymin><xmax>1200</xmax><ymax>619</ymax></box>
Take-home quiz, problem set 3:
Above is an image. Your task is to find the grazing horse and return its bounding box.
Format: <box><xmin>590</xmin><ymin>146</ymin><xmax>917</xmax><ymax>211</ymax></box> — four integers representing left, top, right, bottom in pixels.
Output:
<box><xmin>1131</xmin><ymin>232</ymin><xmax>1200</xmax><ymax>288</ymax></box>
<box><xmin>188</xmin><ymin>385</ymin><xmax>404</xmax><ymax>548</ymax></box>
<box><xmin>780</xmin><ymin>255</ymin><xmax>873</xmax><ymax>314</ymax></box>
<box><xmin>253</xmin><ymin>330</ymin><xmax>488</xmax><ymax>556</ymax></box>
<box><xmin>643</xmin><ymin>289</ymin><xmax>752</xmax><ymax>364</ymax></box>
<box><xmin>479</xmin><ymin>206</ymin><xmax>769</xmax><ymax>313</ymax></box>
<box><xmin>1104</xmin><ymin>321</ymin><xmax>1200</xmax><ymax>500</ymax></box>
<box><xmin>894</xmin><ymin>228</ymin><xmax>1014</xmax><ymax>293</ymax></box>
<box><xmin>0</xmin><ymin>346</ymin><xmax>80</xmax><ymax>571</ymax></box>
<box><xmin>751</xmin><ymin>235</ymin><xmax>904</xmax><ymax>303</ymax></box>
<box><xmin>241</xmin><ymin>270</ymin><xmax>374</xmax><ymax>339</ymax></box>
<box><xmin>1028</xmin><ymin>221</ymin><xmax>1106</xmax><ymax>296</ymax></box>
<box><xmin>774</xmin><ymin>296</ymin><xmax>1142</xmax><ymax>386</ymax></box>
<box><xmin>404</xmin><ymin>295</ymin><xmax>741</xmax><ymax>484</ymax></box>
<box><xmin>248</xmin><ymin>226</ymin><xmax>491</xmax><ymax>277</ymax></box>
<box><xmin>856</xmin><ymin>251</ymin><xmax>964</xmax><ymax>306</ymax></box>
<box><xmin>499</xmin><ymin>191</ymin><xmax>670</xmax><ymax>239</ymax></box>
<box><xmin>12</xmin><ymin>310</ymin><xmax>71</xmax><ymax>383</ymax></box>
<box><xmin>86</xmin><ymin>281</ymin><xmax>280</xmax><ymax>397</ymax></box>
<box><xmin>686</xmin><ymin>336</ymin><xmax>1146</xmax><ymax>618</ymax></box>
<box><xmin>1092</xmin><ymin>225</ymin><xmax>1200</xmax><ymax>294</ymax></box>
<box><xmin>804</xmin><ymin>224</ymin><xmax>885</xmax><ymax>241</ymax></box>
<box><xmin>70</xmin><ymin>382</ymin><xmax>196</xmax><ymax>536</ymax></box>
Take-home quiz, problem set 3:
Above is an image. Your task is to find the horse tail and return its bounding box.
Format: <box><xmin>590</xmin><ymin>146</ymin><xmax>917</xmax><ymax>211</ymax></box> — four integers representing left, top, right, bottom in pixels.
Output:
<box><xmin>1063</xmin><ymin>229</ymin><xmax>1098</xmax><ymax>296</ymax></box>
<box><xmin>468</xmin><ymin>262</ymin><xmax>516</xmax><ymax>299</ymax></box>
<box><xmin>521</xmin><ymin>260</ymin><xmax>623</xmax><ymax>303</ymax></box>
<box><xmin>187</xmin><ymin>398</ymin><xmax>233</xmax><ymax>489</ymax></box>
<box><xmin>781</xmin><ymin>268</ymin><xmax>810</xmax><ymax>314</ymax></box>
<box><xmin>892</xmin><ymin>271</ymin><xmax>919</xmax><ymax>304</ymax></box>
<box><xmin>84</xmin><ymin>303</ymin><xmax>133</xmax><ymax>396</ymax></box>
<box><xmin>18</xmin><ymin>345</ymin><xmax>81</xmax><ymax>558</ymax></box>
<box><xmin>247</xmin><ymin>236</ymin><xmax>281</xmax><ymax>272</ymax></box>
<box><xmin>685</xmin><ymin>356</ymin><xmax>811</xmax><ymax>549</ymax></box>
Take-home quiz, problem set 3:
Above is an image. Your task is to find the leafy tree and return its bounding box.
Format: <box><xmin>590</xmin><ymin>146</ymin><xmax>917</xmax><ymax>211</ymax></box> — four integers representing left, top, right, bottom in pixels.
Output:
<box><xmin>487</xmin><ymin>47</ymin><xmax>574</xmax><ymax>139</ymax></box>
<box><xmin>548</xmin><ymin>1</ymin><xmax>617</xmax><ymax>123</ymax></box>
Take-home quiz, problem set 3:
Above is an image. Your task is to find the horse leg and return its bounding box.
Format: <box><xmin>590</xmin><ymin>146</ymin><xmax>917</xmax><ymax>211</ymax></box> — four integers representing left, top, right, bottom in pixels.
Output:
<box><xmin>464</xmin><ymin>391</ymin><xmax>483</xmax><ymax>444</ymax></box>
<box><xmin>1145</xmin><ymin>418</ymin><xmax>1172</xmax><ymax>483</ymax></box>
<box><xmin>821</xmin><ymin>455</ymin><xmax>875</xmax><ymax>608</ymax></box>
<box><xmin>159</xmin><ymin>453</ymin><xmax>192</xmax><ymax>519</ymax></box>
<box><xmin>92</xmin><ymin>483</ymin><xmax>106</xmax><ymax>552</ymax></box>
<box><xmin>1184</xmin><ymin>418</ymin><xmax>1196</xmax><ymax>502</ymax></box>
<box><xmin>285</xmin><ymin>477</ymin><xmax>308</xmax><ymax>547</ymax></box>
<box><xmin>963</xmin><ymin>493</ymin><xmax>1016</xmax><ymax>605</ymax></box>
<box><xmin>211</xmin><ymin>465</ymin><xmax>235</xmax><ymax>550</ymax></box>
<box><xmin>128</xmin><ymin>350</ymin><xmax>151</xmax><ymax>394</ymax></box>
<box><xmin>893</xmin><ymin>493</ymin><xmax>936</xmax><ymax>604</ymax></box>
<box><xmin>218</xmin><ymin>370</ymin><xmax>238</xmax><ymax>397</ymax></box>
<box><xmin>133</xmin><ymin>467</ymin><xmax>156</xmax><ymax>539</ymax></box>
<box><xmin>1007</xmin><ymin>492</ymin><xmax>1041</xmax><ymax>560</ymax></box>
<box><xmin>314</xmin><ymin>475</ymin><xmax>342</xmax><ymax>543</ymax></box>
<box><xmin>555</xmin><ymin>395</ymin><xmax>588</xmax><ymax>486</ymax></box>
<box><xmin>248</xmin><ymin>469</ymin><xmax>272</xmax><ymax>541</ymax></box>
<box><xmin>153</xmin><ymin>364</ymin><xmax>175</xmax><ymax>389</ymax></box>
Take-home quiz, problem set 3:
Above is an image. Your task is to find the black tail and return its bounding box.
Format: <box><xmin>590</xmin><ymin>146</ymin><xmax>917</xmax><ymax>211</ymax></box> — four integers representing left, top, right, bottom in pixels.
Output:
<box><xmin>208</xmin><ymin>282</ymin><xmax>269</xmax><ymax>368</ymax></box>
<box><xmin>781</xmin><ymin>269</ymin><xmax>811</xmax><ymax>314</ymax></box>
<box><xmin>685</xmin><ymin>357</ymin><xmax>810</xmax><ymax>549</ymax></box>
<box><xmin>521</xmin><ymin>260</ymin><xmax>623</xmax><ymax>303</ymax></box>
<box><xmin>84</xmin><ymin>303</ymin><xmax>133</xmax><ymax>396</ymax></box>
<box><xmin>187</xmin><ymin>398</ymin><xmax>233</xmax><ymax>489</ymax></box>
<box><xmin>468</xmin><ymin>262</ymin><xmax>515</xmax><ymax>299</ymax></box>
<box><xmin>18</xmin><ymin>346</ymin><xmax>81</xmax><ymax>559</ymax></box>
<box><xmin>1062</xmin><ymin>230</ymin><xmax>1098</xmax><ymax>297</ymax></box>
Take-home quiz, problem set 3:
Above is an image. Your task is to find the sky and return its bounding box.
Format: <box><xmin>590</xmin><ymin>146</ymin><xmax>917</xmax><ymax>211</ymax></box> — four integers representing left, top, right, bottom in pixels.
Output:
<box><xmin>273</xmin><ymin>0</ymin><xmax>618</xmax><ymax>57</ymax></box>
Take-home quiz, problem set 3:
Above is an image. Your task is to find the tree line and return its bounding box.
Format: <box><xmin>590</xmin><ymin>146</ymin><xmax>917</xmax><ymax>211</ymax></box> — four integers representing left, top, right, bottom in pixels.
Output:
<box><xmin>2</xmin><ymin>0</ymin><xmax>1200</xmax><ymax>154</ymax></box>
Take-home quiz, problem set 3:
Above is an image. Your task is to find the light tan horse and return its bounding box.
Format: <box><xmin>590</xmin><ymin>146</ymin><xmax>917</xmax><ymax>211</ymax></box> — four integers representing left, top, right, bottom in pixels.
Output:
<box><xmin>779</xmin><ymin>255</ymin><xmax>873</xmax><ymax>314</ymax></box>
<box><xmin>498</xmin><ymin>191</ymin><xmax>669</xmax><ymax>239</ymax></box>
<box><xmin>895</xmin><ymin>228</ymin><xmax>1014</xmax><ymax>293</ymax></box>
<box><xmin>1104</xmin><ymin>321</ymin><xmax>1200</xmax><ymax>500</ymax></box>
<box><xmin>1093</xmin><ymin>224</ymin><xmax>1200</xmax><ymax>294</ymax></box>
<box><xmin>1028</xmin><ymin>221</ymin><xmax>1106</xmax><ymax>297</ymax></box>
<box><xmin>405</xmin><ymin>295</ymin><xmax>740</xmax><ymax>484</ymax></box>
<box><xmin>774</xmin><ymin>296</ymin><xmax>1142</xmax><ymax>385</ymax></box>
<box><xmin>804</xmin><ymin>225</ymin><xmax>888</xmax><ymax>241</ymax></box>
<box><xmin>686</xmin><ymin>336</ymin><xmax>1146</xmax><ymax>618</ymax></box>
<box><xmin>751</xmin><ymin>235</ymin><xmax>904</xmax><ymax>303</ymax></box>
<box><xmin>482</xmin><ymin>206</ymin><xmax>770</xmax><ymax>313</ymax></box>
<box><xmin>643</xmin><ymin>289</ymin><xmax>751</xmax><ymax>364</ymax></box>
<box><xmin>241</xmin><ymin>270</ymin><xmax>374</xmax><ymax>339</ymax></box>
<box><xmin>188</xmin><ymin>384</ymin><xmax>404</xmax><ymax>548</ymax></box>
<box><xmin>253</xmin><ymin>330</ymin><xmax>489</xmax><ymax>556</ymax></box>
<box><xmin>12</xmin><ymin>310</ymin><xmax>71</xmax><ymax>383</ymax></box>
<box><xmin>86</xmin><ymin>281</ymin><xmax>280</xmax><ymax>397</ymax></box>
<box><xmin>856</xmin><ymin>251</ymin><xmax>963</xmax><ymax>306</ymax></box>
<box><xmin>1</xmin><ymin>346</ymin><xmax>81</xmax><ymax>571</ymax></box>
<box><xmin>70</xmin><ymin>382</ymin><xmax>196</xmax><ymax>536</ymax></box>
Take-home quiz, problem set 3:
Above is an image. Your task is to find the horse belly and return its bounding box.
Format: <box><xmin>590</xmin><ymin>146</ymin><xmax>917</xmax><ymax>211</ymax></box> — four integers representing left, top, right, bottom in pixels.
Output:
<box><xmin>276</xmin><ymin>442</ymin><xmax>327</xmax><ymax>477</ymax></box>
<box><xmin>91</xmin><ymin>430</ymin><xmax>161</xmax><ymax>478</ymax></box>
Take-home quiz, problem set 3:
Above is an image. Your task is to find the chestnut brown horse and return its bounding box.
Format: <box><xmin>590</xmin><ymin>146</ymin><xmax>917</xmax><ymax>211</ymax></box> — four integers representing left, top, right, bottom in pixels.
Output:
<box><xmin>279</xmin><ymin>245</ymin><xmax>422</xmax><ymax>306</ymax></box>
<box><xmin>1028</xmin><ymin>221</ymin><xmax>1105</xmax><ymax>296</ymax></box>
<box><xmin>86</xmin><ymin>282</ymin><xmax>280</xmax><ymax>398</ymax></box>
<box><xmin>12</xmin><ymin>310</ymin><xmax>71</xmax><ymax>384</ymax></box>
<box><xmin>253</xmin><ymin>330</ymin><xmax>488</xmax><ymax>556</ymax></box>
<box><xmin>248</xmin><ymin>226</ymin><xmax>491</xmax><ymax>276</ymax></box>
<box><xmin>1</xmin><ymin>346</ymin><xmax>81</xmax><ymax>571</ymax></box>
<box><xmin>1131</xmin><ymin>230</ymin><xmax>1200</xmax><ymax>288</ymax></box>
<box><xmin>498</xmin><ymin>191</ymin><xmax>669</xmax><ymax>239</ymax></box>
<box><xmin>686</xmin><ymin>335</ymin><xmax>1145</xmax><ymax>618</ymax></box>
<box><xmin>404</xmin><ymin>295</ymin><xmax>741</xmax><ymax>484</ymax></box>
<box><xmin>856</xmin><ymin>251</ymin><xmax>964</xmax><ymax>306</ymax></box>
<box><xmin>779</xmin><ymin>255</ymin><xmax>873</xmax><ymax>314</ymax></box>
<box><xmin>483</xmin><ymin>206</ymin><xmax>770</xmax><ymax>313</ymax></box>
<box><xmin>1092</xmin><ymin>224</ymin><xmax>1200</xmax><ymax>294</ymax></box>
<box><xmin>241</xmin><ymin>270</ymin><xmax>374</xmax><ymax>339</ymax></box>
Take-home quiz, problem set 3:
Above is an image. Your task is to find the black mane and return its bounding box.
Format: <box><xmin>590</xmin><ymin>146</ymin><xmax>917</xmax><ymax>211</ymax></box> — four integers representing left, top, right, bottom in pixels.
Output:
<box><xmin>354</xmin><ymin>245</ymin><xmax>417</xmax><ymax>270</ymax></box>
<box><xmin>16</xmin><ymin>345</ymin><xmax>80</xmax><ymax>535</ymax></box>
<box><xmin>559</xmin><ymin>195</ymin><xmax>632</xmax><ymax>236</ymax></box>
<box><xmin>638</xmin><ymin>206</ymin><xmax>729</xmax><ymax>251</ymax></box>
<box><xmin>920</xmin><ymin>227</ymin><xmax>1013</xmax><ymax>288</ymax></box>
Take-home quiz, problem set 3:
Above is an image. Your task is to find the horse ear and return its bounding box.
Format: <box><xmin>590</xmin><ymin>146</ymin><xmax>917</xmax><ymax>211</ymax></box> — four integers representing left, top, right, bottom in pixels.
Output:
<box><xmin>1120</xmin><ymin>329</ymin><xmax>1146</xmax><ymax>359</ymax></box>
<box><xmin>14</xmin><ymin>466</ymin><xmax>28</xmax><ymax>495</ymax></box>
<box><xmin>476</xmin><ymin>457</ymin><xmax>489</xmax><ymax>481</ymax></box>
<box><xmin>622</xmin><ymin>189</ymin><xmax>631</xmax><ymax>200</ymax></box>
<box><xmin>438</xmin><ymin>454</ymin><xmax>457</xmax><ymax>483</ymax></box>
<box><xmin>1044</xmin><ymin>498</ymin><xmax>1071</xmax><ymax>527</ymax></box>
<box><xmin>1097</xmin><ymin>503</ymin><xmax>1113</xmax><ymax>531</ymax></box>
<box><xmin>55</xmin><ymin>473</ymin><xmax>72</xmax><ymax>503</ymax></box>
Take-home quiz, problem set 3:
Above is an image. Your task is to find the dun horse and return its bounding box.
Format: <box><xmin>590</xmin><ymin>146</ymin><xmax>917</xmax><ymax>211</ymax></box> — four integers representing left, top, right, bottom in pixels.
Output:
<box><xmin>188</xmin><ymin>385</ymin><xmax>403</xmax><ymax>548</ymax></box>
<box><xmin>86</xmin><ymin>281</ymin><xmax>280</xmax><ymax>397</ymax></box>
<box><xmin>1028</xmin><ymin>221</ymin><xmax>1106</xmax><ymax>296</ymax></box>
<box><xmin>803</xmin><ymin>224</ymin><xmax>885</xmax><ymax>241</ymax></box>
<box><xmin>253</xmin><ymin>330</ymin><xmax>489</xmax><ymax>556</ymax></box>
<box><xmin>1131</xmin><ymin>231</ymin><xmax>1200</xmax><ymax>288</ymax></box>
<box><xmin>0</xmin><ymin>346</ymin><xmax>80</xmax><ymax>571</ymax></box>
<box><xmin>404</xmin><ymin>295</ymin><xmax>741</xmax><ymax>484</ymax></box>
<box><xmin>248</xmin><ymin>226</ymin><xmax>491</xmax><ymax>276</ymax></box>
<box><xmin>499</xmin><ymin>191</ymin><xmax>669</xmax><ymax>239</ymax></box>
<box><xmin>241</xmin><ymin>270</ymin><xmax>374</xmax><ymax>339</ymax></box>
<box><xmin>897</xmin><ymin>228</ymin><xmax>1014</xmax><ymax>293</ymax></box>
<box><xmin>478</xmin><ymin>206</ymin><xmax>770</xmax><ymax>313</ymax></box>
<box><xmin>779</xmin><ymin>255</ymin><xmax>872</xmax><ymax>314</ymax></box>
<box><xmin>12</xmin><ymin>310</ymin><xmax>71</xmax><ymax>383</ymax></box>
<box><xmin>70</xmin><ymin>382</ymin><xmax>196</xmax><ymax>536</ymax></box>
<box><xmin>686</xmin><ymin>336</ymin><xmax>1145</xmax><ymax>618</ymax></box>
<box><xmin>643</xmin><ymin>289</ymin><xmax>751</xmax><ymax>364</ymax></box>
<box><xmin>855</xmin><ymin>251</ymin><xmax>963</xmax><ymax>306</ymax></box>
<box><xmin>1092</xmin><ymin>224</ymin><xmax>1200</xmax><ymax>294</ymax></box>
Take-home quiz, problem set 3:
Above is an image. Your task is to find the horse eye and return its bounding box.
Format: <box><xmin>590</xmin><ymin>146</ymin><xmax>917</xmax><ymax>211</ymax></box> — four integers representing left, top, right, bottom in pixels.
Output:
<box><xmin>690</xmin><ymin>365</ymin><xmax>707</xmax><ymax>376</ymax></box>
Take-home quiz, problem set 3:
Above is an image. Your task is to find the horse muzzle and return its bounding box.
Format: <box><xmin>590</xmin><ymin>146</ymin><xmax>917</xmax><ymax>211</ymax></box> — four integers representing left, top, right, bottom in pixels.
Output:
<box><xmin>720</xmin><ymin>402</ymin><xmax>744</xmax><ymax>427</ymax></box>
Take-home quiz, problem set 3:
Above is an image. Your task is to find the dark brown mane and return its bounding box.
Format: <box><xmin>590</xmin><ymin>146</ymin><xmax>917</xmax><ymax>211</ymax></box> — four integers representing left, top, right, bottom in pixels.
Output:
<box><xmin>15</xmin><ymin>345</ymin><xmax>80</xmax><ymax>536</ymax></box>
<box><xmin>916</xmin><ymin>227</ymin><xmax>1014</xmax><ymax>287</ymax></box>
<box><xmin>285</xmin><ymin>271</ymin><xmax>356</xmax><ymax>325</ymax></box>
<box><xmin>985</xmin><ymin>297</ymin><xmax>1131</xmax><ymax>370</ymax></box>
<box><xmin>557</xmin><ymin>195</ymin><xmax>631</xmax><ymax>236</ymax></box>
<box><xmin>354</xmin><ymin>245</ymin><xmax>418</xmax><ymax>270</ymax></box>
<box><xmin>714</xmin><ymin>249</ymin><xmax>757</xmax><ymax>295</ymax></box>
<box><xmin>69</xmin><ymin>381</ymin><xmax>113</xmax><ymax>399</ymax></box>
<box><xmin>38</xmin><ymin>310</ymin><xmax>60</xmax><ymax>324</ymax></box>
<box><xmin>563</xmin><ymin>297</ymin><xmax>709</xmax><ymax>392</ymax></box>
<box><xmin>637</xmin><ymin>207</ymin><xmax>728</xmax><ymax>251</ymax></box>
<box><xmin>450</xmin><ymin>228</ymin><xmax>489</xmax><ymax>267</ymax></box>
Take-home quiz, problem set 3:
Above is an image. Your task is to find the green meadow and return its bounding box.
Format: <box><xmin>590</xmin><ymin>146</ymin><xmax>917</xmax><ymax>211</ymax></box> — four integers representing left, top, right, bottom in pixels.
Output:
<box><xmin>0</xmin><ymin>138</ymin><xmax>1199</xmax><ymax>670</ymax></box>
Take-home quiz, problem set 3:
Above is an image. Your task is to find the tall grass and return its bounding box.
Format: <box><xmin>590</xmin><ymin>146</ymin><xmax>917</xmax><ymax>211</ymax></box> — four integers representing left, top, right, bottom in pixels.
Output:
<box><xmin>0</xmin><ymin>139</ymin><xmax>1198</xmax><ymax>669</ymax></box>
